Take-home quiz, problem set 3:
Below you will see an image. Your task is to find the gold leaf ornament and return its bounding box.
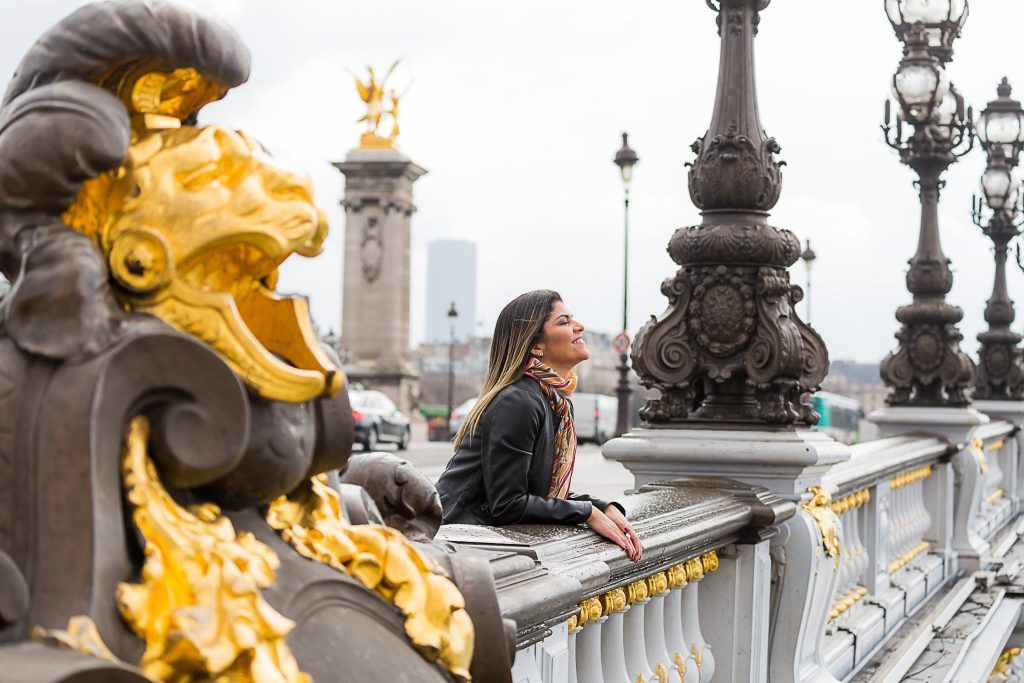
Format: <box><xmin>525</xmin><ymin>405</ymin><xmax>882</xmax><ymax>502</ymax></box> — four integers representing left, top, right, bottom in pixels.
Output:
<box><xmin>116</xmin><ymin>416</ymin><xmax>309</xmax><ymax>683</ymax></box>
<box><xmin>266</xmin><ymin>475</ymin><xmax>474</xmax><ymax>682</ymax></box>
<box><xmin>802</xmin><ymin>486</ymin><xmax>841</xmax><ymax>568</ymax></box>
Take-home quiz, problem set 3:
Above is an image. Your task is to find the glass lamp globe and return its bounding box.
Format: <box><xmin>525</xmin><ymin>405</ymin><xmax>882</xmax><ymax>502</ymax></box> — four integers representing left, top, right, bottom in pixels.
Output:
<box><xmin>885</xmin><ymin>0</ymin><xmax>968</xmax><ymax>61</ymax></box>
<box><xmin>931</xmin><ymin>87</ymin><xmax>960</xmax><ymax>140</ymax></box>
<box><xmin>977</xmin><ymin>79</ymin><xmax>1024</xmax><ymax>162</ymax></box>
<box><xmin>893</xmin><ymin>62</ymin><xmax>949</xmax><ymax>123</ymax></box>
<box><xmin>982</xmin><ymin>166</ymin><xmax>1013</xmax><ymax>210</ymax></box>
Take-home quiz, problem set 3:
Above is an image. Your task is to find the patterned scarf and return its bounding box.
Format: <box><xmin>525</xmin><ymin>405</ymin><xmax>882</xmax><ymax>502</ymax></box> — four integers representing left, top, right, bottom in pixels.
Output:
<box><xmin>523</xmin><ymin>356</ymin><xmax>578</xmax><ymax>499</ymax></box>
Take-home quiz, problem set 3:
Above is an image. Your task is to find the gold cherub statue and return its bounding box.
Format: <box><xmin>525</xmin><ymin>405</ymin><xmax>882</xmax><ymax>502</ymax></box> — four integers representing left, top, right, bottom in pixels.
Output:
<box><xmin>349</xmin><ymin>60</ymin><xmax>404</xmax><ymax>149</ymax></box>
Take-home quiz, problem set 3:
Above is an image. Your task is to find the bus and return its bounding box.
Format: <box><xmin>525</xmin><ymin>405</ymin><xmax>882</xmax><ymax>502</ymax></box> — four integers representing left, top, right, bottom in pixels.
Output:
<box><xmin>810</xmin><ymin>391</ymin><xmax>862</xmax><ymax>444</ymax></box>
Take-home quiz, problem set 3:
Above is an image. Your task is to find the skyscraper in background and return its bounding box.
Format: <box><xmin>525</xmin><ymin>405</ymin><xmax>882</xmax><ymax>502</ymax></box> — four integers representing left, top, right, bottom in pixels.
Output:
<box><xmin>426</xmin><ymin>239</ymin><xmax>477</xmax><ymax>343</ymax></box>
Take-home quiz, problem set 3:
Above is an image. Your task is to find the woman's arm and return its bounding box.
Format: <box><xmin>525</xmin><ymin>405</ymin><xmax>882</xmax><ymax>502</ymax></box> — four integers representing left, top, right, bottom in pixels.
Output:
<box><xmin>480</xmin><ymin>391</ymin><xmax>592</xmax><ymax>525</ymax></box>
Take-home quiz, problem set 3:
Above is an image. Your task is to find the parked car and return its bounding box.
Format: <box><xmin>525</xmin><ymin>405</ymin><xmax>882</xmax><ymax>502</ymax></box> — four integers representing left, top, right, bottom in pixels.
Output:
<box><xmin>448</xmin><ymin>397</ymin><xmax>478</xmax><ymax>439</ymax></box>
<box><xmin>349</xmin><ymin>389</ymin><xmax>411</xmax><ymax>451</ymax></box>
<box><xmin>570</xmin><ymin>393</ymin><xmax>618</xmax><ymax>445</ymax></box>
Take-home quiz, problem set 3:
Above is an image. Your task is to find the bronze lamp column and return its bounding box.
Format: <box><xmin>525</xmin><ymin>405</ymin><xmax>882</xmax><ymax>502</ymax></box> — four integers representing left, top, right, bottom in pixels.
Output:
<box><xmin>878</xmin><ymin>16</ymin><xmax>974</xmax><ymax>406</ymax></box>
<box><xmin>972</xmin><ymin>78</ymin><xmax>1024</xmax><ymax>400</ymax></box>
<box><xmin>631</xmin><ymin>0</ymin><xmax>827</xmax><ymax>426</ymax></box>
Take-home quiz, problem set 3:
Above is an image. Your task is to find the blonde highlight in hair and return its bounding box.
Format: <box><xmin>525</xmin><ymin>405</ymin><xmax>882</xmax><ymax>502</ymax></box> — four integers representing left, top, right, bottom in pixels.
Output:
<box><xmin>453</xmin><ymin>290</ymin><xmax>561</xmax><ymax>449</ymax></box>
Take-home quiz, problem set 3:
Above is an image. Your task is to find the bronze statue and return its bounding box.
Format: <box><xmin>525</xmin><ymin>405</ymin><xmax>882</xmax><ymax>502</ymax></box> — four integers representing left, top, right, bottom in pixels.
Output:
<box><xmin>0</xmin><ymin>2</ymin><xmax>509</xmax><ymax>681</ymax></box>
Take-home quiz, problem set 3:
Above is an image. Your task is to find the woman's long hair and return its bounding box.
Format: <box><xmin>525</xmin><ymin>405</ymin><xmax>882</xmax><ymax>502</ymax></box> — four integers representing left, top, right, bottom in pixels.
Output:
<box><xmin>453</xmin><ymin>289</ymin><xmax>561</xmax><ymax>449</ymax></box>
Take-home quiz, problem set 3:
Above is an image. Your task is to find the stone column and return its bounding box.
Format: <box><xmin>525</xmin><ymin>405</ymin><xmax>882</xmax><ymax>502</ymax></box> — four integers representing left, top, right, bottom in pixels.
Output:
<box><xmin>333</xmin><ymin>148</ymin><xmax>426</xmax><ymax>414</ymax></box>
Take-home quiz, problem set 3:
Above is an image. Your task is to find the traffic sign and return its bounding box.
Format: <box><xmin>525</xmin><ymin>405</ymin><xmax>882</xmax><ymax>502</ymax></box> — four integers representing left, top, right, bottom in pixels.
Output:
<box><xmin>611</xmin><ymin>331</ymin><xmax>630</xmax><ymax>355</ymax></box>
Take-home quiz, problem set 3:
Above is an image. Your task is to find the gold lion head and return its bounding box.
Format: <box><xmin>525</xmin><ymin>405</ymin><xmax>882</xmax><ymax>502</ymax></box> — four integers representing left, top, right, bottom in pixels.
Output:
<box><xmin>63</xmin><ymin>66</ymin><xmax>340</xmax><ymax>402</ymax></box>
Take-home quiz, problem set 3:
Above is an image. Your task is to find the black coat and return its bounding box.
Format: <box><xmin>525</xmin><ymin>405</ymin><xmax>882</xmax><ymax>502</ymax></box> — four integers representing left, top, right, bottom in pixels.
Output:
<box><xmin>435</xmin><ymin>377</ymin><xmax>619</xmax><ymax>526</ymax></box>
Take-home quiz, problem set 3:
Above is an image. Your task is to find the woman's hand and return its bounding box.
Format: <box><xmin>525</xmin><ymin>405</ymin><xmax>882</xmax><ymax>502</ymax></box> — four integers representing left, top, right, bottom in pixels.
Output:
<box><xmin>604</xmin><ymin>504</ymin><xmax>643</xmax><ymax>562</ymax></box>
<box><xmin>587</xmin><ymin>506</ymin><xmax>641</xmax><ymax>562</ymax></box>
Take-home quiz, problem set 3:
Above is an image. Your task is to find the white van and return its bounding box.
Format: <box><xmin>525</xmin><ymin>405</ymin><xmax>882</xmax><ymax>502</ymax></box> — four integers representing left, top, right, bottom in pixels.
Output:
<box><xmin>570</xmin><ymin>393</ymin><xmax>618</xmax><ymax>445</ymax></box>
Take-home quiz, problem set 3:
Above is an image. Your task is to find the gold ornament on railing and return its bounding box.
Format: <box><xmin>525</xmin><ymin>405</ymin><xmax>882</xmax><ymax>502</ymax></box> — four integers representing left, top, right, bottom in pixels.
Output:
<box><xmin>828</xmin><ymin>586</ymin><xmax>868</xmax><ymax>620</ymax></box>
<box><xmin>890</xmin><ymin>465</ymin><xmax>932</xmax><ymax>491</ymax></box>
<box><xmin>667</xmin><ymin>563</ymin><xmax>688</xmax><ymax>589</ymax></box>
<box><xmin>989</xmin><ymin>646</ymin><xmax>1022</xmax><ymax>681</ymax></box>
<box><xmin>888</xmin><ymin>541</ymin><xmax>931</xmax><ymax>574</ymax></box>
<box><xmin>803</xmin><ymin>486</ymin><xmax>841</xmax><ymax>568</ymax></box>
<box><xmin>602</xmin><ymin>587</ymin><xmax>628</xmax><ymax>615</ymax></box>
<box><xmin>266</xmin><ymin>474</ymin><xmax>474</xmax><ymax>682</ymax></box>
<box><xmin>627</xmin><ymin>579</ymin><xmax>650</xmax><ymax>604</ymax></box>
<box><xmin>971</xmin><ymin>437</ymin><xmax>989</xmax><ymax>474</ymax></box>
<box><xmin>830</xmin><ymin>488</ymin><xmax>870</xmax><ymax>515</ymax></box>
<box><xmin>116</xmin><ymin>417</ymin><xmax>309</xmax><ymax>683</ymax></box>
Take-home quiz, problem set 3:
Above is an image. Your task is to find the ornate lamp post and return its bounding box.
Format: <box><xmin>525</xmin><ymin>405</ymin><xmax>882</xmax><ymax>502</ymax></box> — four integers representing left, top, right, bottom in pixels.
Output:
<box><xmin>630</xmin><ymin>0</ymin><xmax>827</xmax><ymax>426</ymax></box>
<box><xmin>800</xmin><ymin>239</ymin><xmax>816</xmax><ymax>325</ymax></box>
<box><xmin>884</xmin><ymin>0</ymin><xmax>967</xmax><ymax>65</ymax></box>
<box><xmin>446</xmin><ymin>301</ymin><xmax>458</xmax><ymax>437</ymax></box>
<box><xmin>972</xmin><ymin>78</ymin><xmax>1024</xmax><ymax>400</ymax></box>
<box><xmin>878</xmin><ymin>18</ymin><xmax>974</xmax><ymax>407</ymax></box>
<box><xmin>613</xmin><ymin>132</ymin><xmax>638</xmax><ymax>437</ymax></box>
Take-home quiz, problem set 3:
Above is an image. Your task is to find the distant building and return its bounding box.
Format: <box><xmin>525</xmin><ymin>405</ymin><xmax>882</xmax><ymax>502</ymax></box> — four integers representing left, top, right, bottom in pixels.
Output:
<box><xmin>426</xmin><ymin>240</ymin><xmax>477</xmax><ymax>343</ymax></box>
<box><xmin>822</xmin><ymin>360</ymin><xmax>888</xmax><ymax>416</ymax></box>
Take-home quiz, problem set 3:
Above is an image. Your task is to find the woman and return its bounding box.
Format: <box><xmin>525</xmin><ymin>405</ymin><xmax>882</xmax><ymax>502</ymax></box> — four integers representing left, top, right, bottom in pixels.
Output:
<box><xmin>435</xmin><ymin>290</ymin><xmax>643</xmax><ymax>561</ymax></box>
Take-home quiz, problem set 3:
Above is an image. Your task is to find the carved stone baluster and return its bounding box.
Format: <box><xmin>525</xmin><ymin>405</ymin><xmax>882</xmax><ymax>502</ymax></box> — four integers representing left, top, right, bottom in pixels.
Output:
<box><xmin>643</xmin><ymin>573</ymin><xmax>673</xmax><ymax>683</ymax></box>
<box><xmin>568</xmin><ymin>620</ymin><xmax>581</xmax><ymax>683</ymax></box>
<box><xmin>683</xmin><ymin>557</ymin><xmax>716</xmax><ymax>682</ymax></box>
<box><xmin>574</xmin><ymin>598</ymin><xmax>608</xmax><ymax>683</ymax></box>
<box><xmin>952</xmin><ymin>438</ymin><xmax>991</xmax><ymax>571</ymax></box>
<box><xmin>598</xmin><ymin>589</ymin><xmax>631</xmax><ymax>683</ymax></box>
<box><xmin>623</xmin><ymin>580</ymin><xmax>653</xmax><ymax>682</ymax></box>
<box><xmin>664</xmin><ymin>565</ymin><xmax>701</xmax><ymax>682</ymax></box>
<box><xmin>509</xmin><ymin>643</ymin><xmax>543</xmax><ymax>683</ymax></box>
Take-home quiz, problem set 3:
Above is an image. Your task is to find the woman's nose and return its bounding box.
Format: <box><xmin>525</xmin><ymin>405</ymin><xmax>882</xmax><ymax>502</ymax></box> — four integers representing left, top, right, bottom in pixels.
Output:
<box><xmin>575</xmin><ymin>320</ymin><xmax>585</xmax><ymax>333</ymax></box>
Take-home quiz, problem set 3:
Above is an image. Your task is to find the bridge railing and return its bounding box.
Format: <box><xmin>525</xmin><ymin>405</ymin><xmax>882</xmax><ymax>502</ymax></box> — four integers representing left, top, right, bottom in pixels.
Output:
<box><xmin>817</xmin><ymin>421</ymin><xmax>1018</xmax><ymax>680</ymax></box>
<box><xmin>436</xmin><ymin>478</ymin><xmax>794</xmax><ymax>683</ymax></box>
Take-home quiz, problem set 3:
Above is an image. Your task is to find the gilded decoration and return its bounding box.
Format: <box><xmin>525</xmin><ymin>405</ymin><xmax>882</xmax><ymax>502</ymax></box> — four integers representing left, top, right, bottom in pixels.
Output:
<box><xmin>31</xmin><ymin>615</ymin><xmax>120</xmax><ymax>664</ymax></box>
<box><xmin>989</xmin><ymin>647</ymin><xmax>1023</xmax><ymax>681</ymax></box>
<box><xmin>802</xmin><ymin>487</ymin><xmax>841</xmax><ymax>567</ymax></box>
<box><xmin>830</xmin><ymin>488</ymin><xmax>870</xmax><ymax>515</ymax></box>
<box><xmin>565</xmin><ymin>551</ymin><xmax>719</xmax><ymax>634</ymax></box>
<box><xmin>63</xmin><ymin>66</ymin><xmax>341</xmax><ymax>404</ymax></box>
<box><xmin>265</xmin><ymin>474</ymin><xmax>474</xmax><ymax>682</ymax></box>
<box><xmin>888</xmin><ymin>541</ymin><xmax>931</xmax><ymax>574</ymax></box>
<box><xmin>116</xmin><ymin>417</ymin><xmax>309</xmax><ymax>683</ymax></box>
<box><xmin>349</xmin><ymin>61</ymin><xmax>404</xmax><ymax>149</ymax></box>
<box><xmin>890</xmin><ymin>465</ymin><xmax>932</xmax><ymax>491</ymax></box>
<box><xmin>829</xmin><ymin>586</ymin><xmax>868</xmax><ymax>620</ymax></box>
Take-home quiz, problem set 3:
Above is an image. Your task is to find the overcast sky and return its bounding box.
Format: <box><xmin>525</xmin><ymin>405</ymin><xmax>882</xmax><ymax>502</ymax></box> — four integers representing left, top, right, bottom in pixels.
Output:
<box><xmin>3</xmin><ymin>0</ymin><xmax>1023</xmax><ymax>364</ymax></box>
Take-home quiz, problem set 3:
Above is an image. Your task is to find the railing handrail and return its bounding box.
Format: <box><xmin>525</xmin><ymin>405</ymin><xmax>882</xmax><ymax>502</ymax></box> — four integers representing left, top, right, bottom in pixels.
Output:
<box><xmin>824</xmin><ymin>433</ymin><xmax>951</xmax><ymax>496</ymax></box>
<box><xmin>436</xmin><ymin>477</ymin><xmax>795</xmax><ymax>647</ymax></box>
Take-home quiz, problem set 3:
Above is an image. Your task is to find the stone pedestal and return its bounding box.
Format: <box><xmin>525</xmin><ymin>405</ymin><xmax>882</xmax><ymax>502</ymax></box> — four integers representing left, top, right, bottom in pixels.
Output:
<box><xmin>604</xmin><ymin>427</ymin><xmax>848</xmax><ymax>683</ymax></box>
<box><xmin>333</xmin><ymin>148</ymin><xmax>426</xmax><ymax>414</ymax></box>
<box><xmin>603</xmin><ymin>427</ymin><xmax>850</xmax><ymax>499</ymax></box>
<box><xmin>866</xmin><ymin>406</ymin><xmax>989</xmax><ymax>442</ymax></box>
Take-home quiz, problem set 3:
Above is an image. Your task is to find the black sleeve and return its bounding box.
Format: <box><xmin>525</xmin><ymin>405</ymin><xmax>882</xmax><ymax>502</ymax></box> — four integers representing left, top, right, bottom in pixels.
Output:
<box><xmin>568</xmin><ymin>493</ymin><xmax>625</xmax><ymax>517</ymax></box>
<box><xmin>480</xmin><ymin>390</ymin><xmax>592</xmax><ymax>525</ymax></box>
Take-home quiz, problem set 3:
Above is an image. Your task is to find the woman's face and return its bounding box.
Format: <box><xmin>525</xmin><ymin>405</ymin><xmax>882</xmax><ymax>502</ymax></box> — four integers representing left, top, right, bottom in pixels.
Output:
<box><xmin>534</xmin><ymin>300</ymin><xmax>589</xmax><ymax>370</ymax></box>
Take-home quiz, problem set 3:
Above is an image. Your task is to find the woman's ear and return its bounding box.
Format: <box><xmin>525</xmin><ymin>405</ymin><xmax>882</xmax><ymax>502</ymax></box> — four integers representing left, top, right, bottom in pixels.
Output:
<box><xmin>531</xmin><ymin>344</ymin><xmax>544</xmax><ymax>359</ymax></box>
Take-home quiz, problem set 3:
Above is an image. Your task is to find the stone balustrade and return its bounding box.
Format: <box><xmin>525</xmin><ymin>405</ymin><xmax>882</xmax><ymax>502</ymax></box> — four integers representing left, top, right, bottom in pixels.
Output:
<box><xmin>435</xmin><ymin>478</ymin><xmax>794</xmax><ymax>683</ymax></box>
<box><xmin>426</xmin><ymin>415</ymin><xmax>1024</xmax><ymax>683</ymax></box>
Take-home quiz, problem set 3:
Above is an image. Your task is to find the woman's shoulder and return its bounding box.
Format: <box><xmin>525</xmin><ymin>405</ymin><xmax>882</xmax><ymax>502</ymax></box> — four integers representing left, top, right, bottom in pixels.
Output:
<box><xmin>487</xmin><ymin>377</ymin><xmax>546</xmax><ymax>414</ymax></box>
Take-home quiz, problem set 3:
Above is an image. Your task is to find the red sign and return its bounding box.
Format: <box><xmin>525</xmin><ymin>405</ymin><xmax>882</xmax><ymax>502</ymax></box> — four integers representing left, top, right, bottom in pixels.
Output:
<box><xmin>612</xmin><ymin>331</ymin><xmax>630</xmax><ymax>355</ymax></box>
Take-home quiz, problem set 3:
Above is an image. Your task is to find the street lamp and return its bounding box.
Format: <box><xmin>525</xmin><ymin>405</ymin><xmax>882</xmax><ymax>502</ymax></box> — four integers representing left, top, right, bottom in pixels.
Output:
<box><xmin>884</xmin><ymin>0</ymin><xmax>967</xmax><ymax>64</ymax></box>
<box><xmin>879</xmin><ymin>19</ymin><xmax>974</xmax><ymax>406</ymax></box>
<box><xmin>629</xmin><ymin>0</ymin><xmax>828</xmax><ymax>427</ymax></box>
<box><xmin>613</xmin><ymin>132</ymin><xmax>638</xmax><ymax>437</ymax></box>
<box><xmin>446</xmin><ymin>301</ymin><xmax>458</xmax><ymax>438</ymax></box>
<box><xmin>972</xmin><ymin>78</ymin><xmax>1024</xmax><ymax>400</ymax></box>
<box><xmin>800</xmin><ymin>239</ymin><xmax>816</xmax><ymax>325</ymax></box>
